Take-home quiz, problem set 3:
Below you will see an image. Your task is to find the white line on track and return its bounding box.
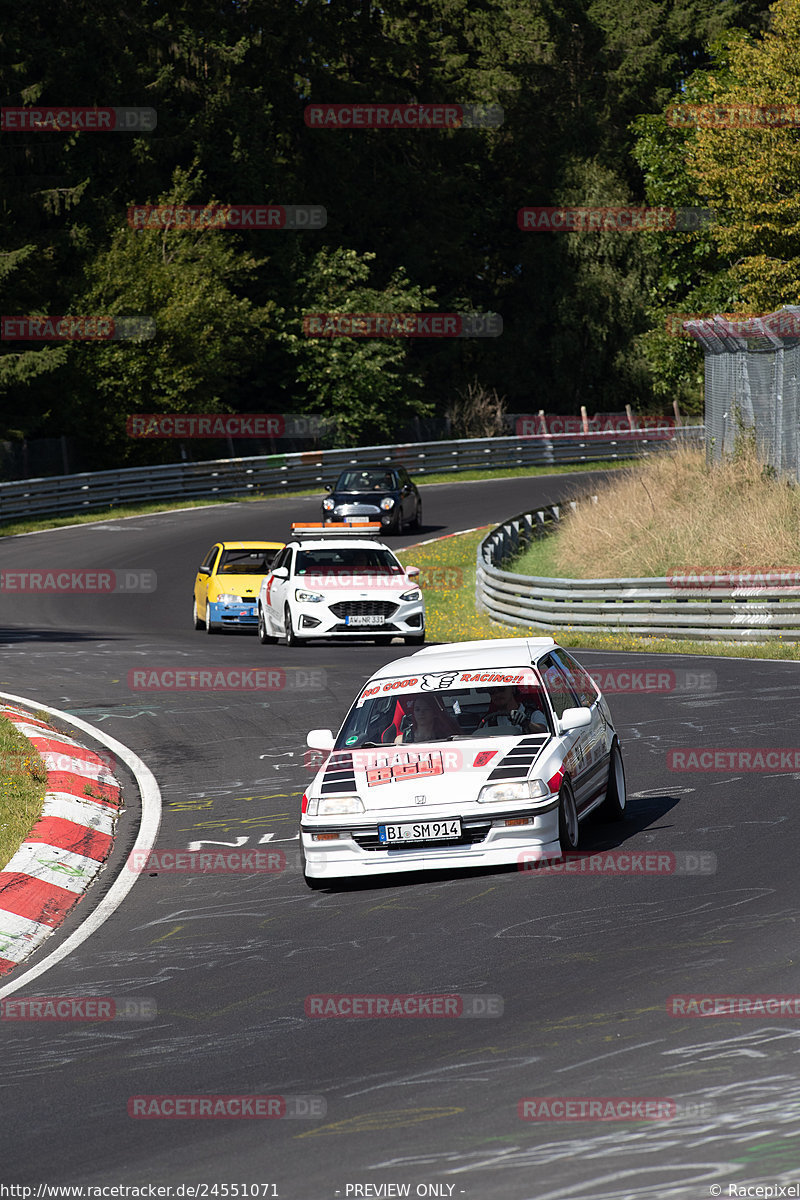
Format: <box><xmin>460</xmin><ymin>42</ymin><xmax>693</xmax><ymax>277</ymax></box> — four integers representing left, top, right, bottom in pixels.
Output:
<box><xmin>0</xmin><ymin>691</ymin><xmax>162</xmax><ymax>998</ymax></box>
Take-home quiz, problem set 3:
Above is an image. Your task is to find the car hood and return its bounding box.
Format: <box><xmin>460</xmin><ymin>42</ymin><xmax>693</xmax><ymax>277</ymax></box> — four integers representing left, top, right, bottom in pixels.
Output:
<box><xmin>210</xmin><ymin>573</ymin><xmax>267</xmax><ymax>599</ymax></box>
<box><xmin>312</xmin><ymin>735</ymin><xmax>552</xmax><ymax>813</ymax></box>
<box><xmin>293</xmin><ymin>576</ymin><xmax>413</xmax><ymax>597</ymax></box>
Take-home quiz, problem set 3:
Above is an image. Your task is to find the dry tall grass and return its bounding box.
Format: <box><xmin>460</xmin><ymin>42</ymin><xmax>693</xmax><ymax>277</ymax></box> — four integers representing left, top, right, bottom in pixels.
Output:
<box><xmin>556</xmin><ymin>443</ymin><xmax>800</xmax><ymax>579</ymax></box>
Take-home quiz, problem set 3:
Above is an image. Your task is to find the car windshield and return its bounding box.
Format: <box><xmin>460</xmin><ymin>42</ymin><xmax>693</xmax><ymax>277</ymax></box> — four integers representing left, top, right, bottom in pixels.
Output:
<box><xmin>335</xmin><ymin>670</ymin><xmax>552</xmax><ymax>748</ymax></box>
<box><xmin>296</xmin><ymin>548</ymin><xmax>403</xmax><ymax>575</ymax></box>
<box><xmin>335</xmin><ymin>470</ymin><xmax>397</xmax><ymax>492</ymax></box>
<box><xmin>218</xmin><ymin>548</ymin><xmax>279</xmax><ymax>574</ymax></box>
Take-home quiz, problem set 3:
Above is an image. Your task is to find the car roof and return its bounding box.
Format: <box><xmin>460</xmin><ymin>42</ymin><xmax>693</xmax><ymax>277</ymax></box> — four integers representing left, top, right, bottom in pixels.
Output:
<box><xmin>363</xmin><ymin>637</ymin><xmax>558</xmax><ymax>681</ymax></box>
<box><xmin>217</xmin><ymin>541</ymin><xmax>285</xmax><ymax>550</ymax></box>
<box><xmin>287</xmin><ymin>539</ymin><xmax>393</xmax><ymax>551</ymax></box>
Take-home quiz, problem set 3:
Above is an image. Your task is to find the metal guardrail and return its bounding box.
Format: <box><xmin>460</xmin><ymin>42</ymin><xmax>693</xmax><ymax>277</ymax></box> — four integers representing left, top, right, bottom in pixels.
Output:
<box><xmin>476</xmin><ymin>498</ymin><xmax>800</xmax><ymax>641</ymax></box>
<box><xmin>0</xmin><ymin>427</ymin><xmax>704</xmax><ymax>522</ymax></box>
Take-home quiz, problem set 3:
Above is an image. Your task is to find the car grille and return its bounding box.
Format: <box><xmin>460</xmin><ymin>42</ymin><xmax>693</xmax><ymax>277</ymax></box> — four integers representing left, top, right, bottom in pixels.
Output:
<box><xmin>351</xmin><ymin>818</ymin><xmax>492</xmax><ymax>851</ymax></box>
<box><xmin>329</xmin><ymin>601</ymin><xmax>398</xmax><ymax>618</ymax></box>
<box><xmin>486</xmin><ymin>737</ymin><xmax>548</xmax><ymax>781</ymax></box>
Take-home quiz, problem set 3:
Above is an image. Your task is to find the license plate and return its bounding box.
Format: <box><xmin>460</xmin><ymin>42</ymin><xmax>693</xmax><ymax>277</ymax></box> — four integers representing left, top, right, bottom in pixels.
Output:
<box><xmin>346</xmin><ymin>614</ymin><xmax>383</xmax><ymax>626</ymax></box>
<box><xmin>378</xmin><ymin>820</ymin><xmax>462</xmax><ymax>844</ymax></box>
<box><xmin>347</xmin><ymin>516</ymin><xmax>371</xmax><ymax>523</ymax></box>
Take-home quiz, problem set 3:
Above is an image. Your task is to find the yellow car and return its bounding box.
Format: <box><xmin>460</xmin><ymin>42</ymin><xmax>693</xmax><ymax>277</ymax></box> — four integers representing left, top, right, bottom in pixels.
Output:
<box><xmin>193</xmin><ymin>541</ymin><xmax>285</xmax><ymax>633</ymax></box>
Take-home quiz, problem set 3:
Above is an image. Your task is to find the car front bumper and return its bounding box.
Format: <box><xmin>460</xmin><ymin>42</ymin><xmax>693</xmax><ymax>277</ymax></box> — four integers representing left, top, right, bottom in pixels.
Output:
<box><xmin>300</xmin><ymin>800</ymin><xmax>560</xmax><ymax>878</ymax></box>
<box><xmin>291</xmin><ymin>597</ymin><xmax>424</xmax><ymax>639</ymax></box>
<box><xmin>208</xmin><ymin>599</ymin><xmax>258</xmax><ymax>628</ymax></box>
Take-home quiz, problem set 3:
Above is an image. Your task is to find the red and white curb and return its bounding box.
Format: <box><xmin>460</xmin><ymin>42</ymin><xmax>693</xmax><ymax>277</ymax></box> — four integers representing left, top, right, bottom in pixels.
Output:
<box><xmin>0</xmin><ymin>704</ymin><xmax>122</xmax><ymax>976</ymax></box>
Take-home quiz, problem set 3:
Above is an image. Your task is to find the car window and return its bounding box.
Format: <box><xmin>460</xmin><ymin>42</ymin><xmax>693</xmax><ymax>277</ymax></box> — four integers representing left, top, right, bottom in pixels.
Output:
<box><xmin>295</xmin><ymin>548</ymin><xmax>403</xmax><ymax>574</ymax></box>
<box><xmin>336</xmin><ymin>470</ymin><xmax>397</xmax><ymax>491</ymax></box>
<box><xmin>335</xmin><ymin>674</ymin><xmax>551</xmax><ymax>748</ymax></box>
<box><xmin>272</xmin><ymin>548</ymin><xmax>290</xmax><ymax>572</ymax></box>
<box><xmin>201</xmin><ymin>546</ymin><xmax>220</xmax><ymax>573</ymax></box>
<box><xmin>539</xmin><ymin>653</ymin><xmax>581</xmax><ymax>719</ymax></box>
<box><xmin>218</xmin><ymin>548</ymin><xmax>280</xmax><ymax>575</ymax></box>
<box><xmin>551</xmin><ymin>649</ymin><xmax>598</xmax><ymax>708</ymax></box>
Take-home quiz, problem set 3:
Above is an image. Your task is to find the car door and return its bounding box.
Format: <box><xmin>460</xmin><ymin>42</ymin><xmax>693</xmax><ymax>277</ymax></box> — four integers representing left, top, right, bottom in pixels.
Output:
<box><xmin>194</xmin><ymin>544</ymin><xmax>221</xmax><ymax>617</ymax></box>
<box><xmin>397</xmin><ymin>468</ymin><xmax>414</xmax><ymax>520</ymax></box>
<box><xmin>265</xmin><ymin>546</ymin><xmax>292</xmax><ymax>625</ymax></box>
<box><xmin>538</xmin><ymin>652</ymin><xmax>596</xmax><ymax>812</ymax></box>
<box><xmin>554</xmin><ymin>648</ymin><xmax>612</xmax><ymax>805</ymax></box>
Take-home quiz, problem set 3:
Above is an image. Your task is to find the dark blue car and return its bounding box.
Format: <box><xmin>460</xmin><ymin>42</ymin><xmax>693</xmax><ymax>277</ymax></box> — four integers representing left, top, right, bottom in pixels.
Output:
<box><xmin>322</xmin><ymin>466</ymin><xmax>422</xmax><ymax>534</ymax></box>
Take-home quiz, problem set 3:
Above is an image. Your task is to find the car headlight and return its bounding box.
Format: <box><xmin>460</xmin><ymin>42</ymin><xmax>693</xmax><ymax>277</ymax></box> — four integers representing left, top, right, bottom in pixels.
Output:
<box><xmin>380</xmin><ymin>497</ymin><xmax>395</xmax><ymax>510</ymax></box>
<box><xmin>400</xmin><ymin>588</ymin><xmax>421</xmax><ymax>601</ymax></box>
<box><xmin>295</xmin><ymin>589</ymin><xmax>324</xmax><ymax>603</ymax></box>
<box><xmin>216</xmin><ymin>593</ymin><xmax>243</xmax><ymax>605</ymax></box>
<box><xmin>476</xmin><ymin>780</ymin><xmax>551</xmax><ymax>804</ymax></box>
<box><xmin>306</xmin><ymin>795</ymin><xmax>365</xmax><ymax>817</ymax></box>
<box><xmin>323</xmin><ymin>498</ymin><xmax>335</xmax><ymax>511</ymax></box>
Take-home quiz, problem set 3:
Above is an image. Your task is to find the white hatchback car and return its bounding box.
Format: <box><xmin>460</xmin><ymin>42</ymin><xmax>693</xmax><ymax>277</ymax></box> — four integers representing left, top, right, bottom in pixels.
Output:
<box><xmin>257</xmin><ymin>527</ymin><xmax>425</xmax><ymax>646</ymax></box>
<box><xmin>301</xmin><ymin>637</ymin><xmax>626</xmax><ymax>886</ymax></box>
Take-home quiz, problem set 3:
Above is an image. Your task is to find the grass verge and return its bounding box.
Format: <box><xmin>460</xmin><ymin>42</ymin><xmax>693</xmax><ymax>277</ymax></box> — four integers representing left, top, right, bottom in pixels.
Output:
<box><xmin>397</xmin><ymin>529</ymin><xmax>800</xmax><ymax>660</ymax></box>
<box><xmin>0</xmin><ymin>459</ymin><xmax>632</xmax><ymax>538</ymax></box>
<box><xmin>0</xmin><ymin>717</ymin><xmax>48</xmax><ymax>870</ymax></box>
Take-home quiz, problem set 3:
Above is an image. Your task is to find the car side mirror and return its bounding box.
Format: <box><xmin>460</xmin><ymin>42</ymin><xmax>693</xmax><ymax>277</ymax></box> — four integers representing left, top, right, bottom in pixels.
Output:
<box><xmin>406</xmin><ymin>566</ymin><xmax>420</xmax><ymax>580</ymax></box>
<box><xmin>197</xmin><ymin>566</ymin><xmax>210</xmax><ymax>575</ymax></box>
<box><xmin>559</xmin><ymin>707</ymin><xmax>592</xmax><ymax>732</ymax></box>
<box><xmin>324</xmin><ymin>484</ymin><xmax>333</xmax><ymax>492</ymax></box>
<box><xmin>307</xmin><ymin>729</ymin><xmax>335</xmax><ymax>751</ymax></box>
<box><xmin>271</xmin><ymin>566</ymin><xmax>289</xmax><ymax>579</ymax></box>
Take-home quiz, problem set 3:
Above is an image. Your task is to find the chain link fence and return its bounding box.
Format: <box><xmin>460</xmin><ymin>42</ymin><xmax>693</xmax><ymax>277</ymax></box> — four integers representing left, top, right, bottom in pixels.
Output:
<box><xmin>686</xmin><ymin>305</ymin><xmax>800</xmax><ymax>477</ymax></box>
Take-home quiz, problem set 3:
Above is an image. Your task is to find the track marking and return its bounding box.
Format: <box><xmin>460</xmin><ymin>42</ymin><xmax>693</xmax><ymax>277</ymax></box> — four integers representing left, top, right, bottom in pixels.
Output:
<box><xmin>0</xmin><ymin>690</ymin><xmax>161</xmax><ymax>998</ymax></box>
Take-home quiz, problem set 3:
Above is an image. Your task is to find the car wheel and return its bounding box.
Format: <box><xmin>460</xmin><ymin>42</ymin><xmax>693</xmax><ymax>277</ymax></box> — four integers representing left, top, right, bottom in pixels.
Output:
<box><xmin>192</xmin><ymin>598</ymin><xmax>204</xmax><ymax>630</ymax></box>
<box><xmin>205</xmin><ymin>607</ymin><xmax>220</xmax><ymax>634</ymax></box>
<box><xmin>404</xmin><ymin>633</ymin><xmax>425</xmax><ymax>645</ymax></box>
<box><xmin>394</xmin><ymin>508</ymin><xmax>404</xmax><ymax>535</ymax></box>
<box><xmin>558</xmin><ymin>781</ymin><xmax>579</xmax><ymax>852</ymax></box>
<box><xmin>410</xmin><ymin>499</ymin><xmax>422</xmax><ymax>530</ymax></box>
<box><xmin>599</xmin><ymin>740</ymin><xmax>626</xmax><ymax>821</ymax></box>
<box><xmin>284</xmin><ymin>605</ymin><xmax>300</xmax><ymax>647</ymax></box>
<box><xmin>258</xmin><ymin>605</ymin><xmax>276</xmax><ymax>645</ymax></box>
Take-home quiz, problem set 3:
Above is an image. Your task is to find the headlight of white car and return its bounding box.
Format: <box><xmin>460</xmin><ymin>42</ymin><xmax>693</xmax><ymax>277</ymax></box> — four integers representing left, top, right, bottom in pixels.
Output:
<box><xmin>380</xmin><ymin>497</ymin><xmax>395</xmax><ymax>510</ymax></box>
<box><xmin>400</xmin><ymin>588</ymin><xmax>421</xmax><ymax>601</ymax></box>
<box><xmin>216</xmin><ymin>593</ymin><xmax>242</xmax><ymax>605</ymax></box>
<box><xmin>477</xmin><ymin>780</ymin><xmax>551</xmax><ymax>804</ymax></box>
<box><xmin>295</xmin><ymin>589</ymin><xmax>324</xmax><ymax>603</ymax></box>
<box><xmin>323</xmin><ymin>498</ymin><xmax>335</xmax><ymax>511</ymax></box>
<box><xmin>305</xmin><ymin>795</ymin><xmax>365</xmax><ymax>817</ymax></box>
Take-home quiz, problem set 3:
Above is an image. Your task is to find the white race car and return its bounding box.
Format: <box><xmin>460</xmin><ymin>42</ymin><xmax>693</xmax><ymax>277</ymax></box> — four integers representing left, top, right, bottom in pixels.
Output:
<box><xmin>301</xmin><ymin>637</ymin><xmax>626</xmax><ymax>885</ymax></box>
<box><xmin>256</xmin><ymin>525</ymin><xmax>425</xmax><ymax>646</ymax></box>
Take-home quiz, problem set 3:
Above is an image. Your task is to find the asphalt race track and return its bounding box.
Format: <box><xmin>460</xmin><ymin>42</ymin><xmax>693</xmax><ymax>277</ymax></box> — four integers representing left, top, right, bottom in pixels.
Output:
<box><xmin>1</xmin><ymin>472</ymin><xmax>799</xmax><ymax>1200</ymax></box>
